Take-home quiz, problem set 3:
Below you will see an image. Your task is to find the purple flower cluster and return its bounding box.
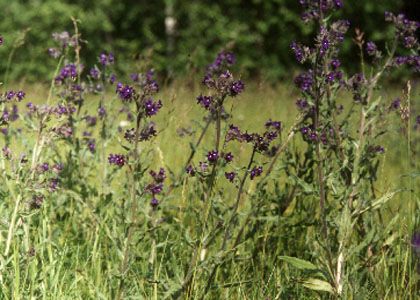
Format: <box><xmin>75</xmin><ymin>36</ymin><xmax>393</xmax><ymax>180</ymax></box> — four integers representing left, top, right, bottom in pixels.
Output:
<box><xmin>385</xmin><ymin>12</ymin><xmax>419</xmax><ymax>49</ymax></box>
<box><xmin>225</xmin><ymin>171</ymin><xmax>236</xmax><ymax>182</ymax></box>
<box><xmin>347</xmin><ymin>73</ymin><xmax>367</xmax><ymax>102</ymax></box>
<box><xmin>116</xmin><ymin>83</ymin><xmax>136</xmax><ymax>101</ymax></box>
<box><xmin>296</xmin><ymin>99</ymin><xmax>309</xmax><ymax>111</ymax></box>
<box><xmin>1</xmin><ymin>90</ymin><xmax>25</xmax><ymax>103</ymax></box>
<box><xmin>299</xmin><ymin>0</ymin><xmax>344</xmax><ymax>22</ymax></box>
<box><xmin>392</xmin><ymin>55</ymin><xmax>420</xmax><ymax>72</ymax></box>
<box><xmin>230</xmin><ymin>80</ymin><xmax>245</xmax><ymax>96</ymax></box>
<box><xmin>52</xmin><ymin>31</ymin><xmax>76</xmax><ymax>48</ymax></box>
<box><xmin>223</xmin><ymin>152</ymin><xmax>234</xmax><ymax>163</ymax></box>
<box><xmin>99</xmin><ymin>52</ymin><xmax>114</xmax><ymax>66</ymax></box>
<box><xmin>200</xmin><ymin>51</ymin><xmax>244</xmax><ymax>100</ymax></box>
<box><xmin>226</xmin><ymin>120</ymin><xmax>282</xmax><ymax>154</ymax></box>
<box><xmin>186</xmin><ymin>165</ymin><xmax>196</xmax><ymax>177</ymax></box>
<box><xmin>55</xmin><ymin>64</ymin><xmax>78</xmax><ymax>84</ymax></box>
<box><xmin>144</xmin><ymin>98</ymin><xmax>163</xmax><ymax>117</ymax></box>
<box><xmin>108</xmin><ymin>154</ymin><xmax>126</xmax><ymax>167</ymax></box>
<box><xmin>130</xmin><ymin>69</ymin><xmax>159</xmax><ymax>95</ymax></box>
<box><xmin>207</xmin><ymin>150</ymin><xmax>219</xmax><ymax>164</ymax></box>
<box><xmin>87</xmin><ymin>139</ymin><xmax>96</xmax><ymax>153</ymax></box>
<box><xmin>146</xmin><ymin>168</ymin><xmax>166</xmax><ymax>209</ymax></box>
<box><xmin>197</xmin><ymin>95</ymin><xmax>214</xmax><ymax>110</ymax></box>
<box><xmin>291</xmin><ymin>41</ymin><xmax>312</xmax><ymax>63</ymax></box>
<box><xmin>52</xmin><ymin>124</ymin><xmax>73</xmax><ymax>138</ymax></box>
<box><xmin>90</xmin><ymin>67</ymin><xmax>101</xmax><ymax>80</ymax></box>
<box><xmin>207</xmin><ymin>51</ymin><xmax>236</xmax><ymax>74</ymax></box>
<box><xmin>250</xmin><ymin>166</ymin><xmax>263</xmax><ymax>180</ymax></box>
<box><xmin>301</xmin><ymin>126</ymin><xmax>336</xmax><ymax>146</ymax></box>
<box><xmin>369</xmin><ymin>145</ymin><xmax>385</xmax><ymax>154</ymax></box>
<box><xmin>53</xmin><ymin>104</ymin><xmax>76</xmax><ymax>116</ymax></box>
<box><xmin>294</xmin><ymin>70</ymin><xmax>313</xmax><ymax>93</ymax></box>
<box><xmin>84</xmin><ymin>115</ymin><xmax>97</xmax><ymax>127</ymax></box>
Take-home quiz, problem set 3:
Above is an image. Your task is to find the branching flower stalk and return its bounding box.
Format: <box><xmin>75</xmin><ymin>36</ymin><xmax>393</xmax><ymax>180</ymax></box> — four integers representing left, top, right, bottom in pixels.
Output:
<box><xmin>112</xmin><ymin>70</ymin><xmax>163</xmax><ymax>300</ymax></box>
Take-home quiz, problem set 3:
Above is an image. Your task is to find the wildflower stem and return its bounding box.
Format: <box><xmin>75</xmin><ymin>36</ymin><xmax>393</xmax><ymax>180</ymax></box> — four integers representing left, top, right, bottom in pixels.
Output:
<box><xmin>116</xmin><ymin>96</ymin><xmax>144</xmax><ymax>300</ymax></box>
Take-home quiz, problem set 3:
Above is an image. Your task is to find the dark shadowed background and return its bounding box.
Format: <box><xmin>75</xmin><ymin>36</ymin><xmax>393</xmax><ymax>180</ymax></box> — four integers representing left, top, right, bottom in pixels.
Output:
<box><xmin>0</xmin><ymin>0</ymin><xmax>417</xmax><ymax>82</ymax></box>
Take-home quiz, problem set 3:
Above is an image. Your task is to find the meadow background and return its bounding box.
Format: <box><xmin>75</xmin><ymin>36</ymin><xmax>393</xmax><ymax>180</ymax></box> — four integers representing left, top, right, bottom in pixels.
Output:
<box><xmin>0</xmin><ymin>0</ymin><xmax>419</xmax><ymax>299</ymax></box>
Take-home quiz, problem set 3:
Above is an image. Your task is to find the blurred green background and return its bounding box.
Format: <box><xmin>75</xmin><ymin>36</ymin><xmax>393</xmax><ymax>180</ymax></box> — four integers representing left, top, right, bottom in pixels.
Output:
<box><xmin>0</xmin><ymin>0</ymin><xmax>417</xmax><ymax>82</ymax></box>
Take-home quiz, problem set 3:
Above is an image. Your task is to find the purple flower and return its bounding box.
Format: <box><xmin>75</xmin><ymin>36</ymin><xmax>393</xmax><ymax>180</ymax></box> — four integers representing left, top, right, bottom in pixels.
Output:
<box><xmin>412</xmin><ymin>232</ymin><xmax>420</xmax><ymax>257</ymax></box>
<box><xmin>130</xmin><ymin>73</ymin><xmax>140</xmax><ymax>82</ymax></box>
<box><xmin>48</xmin><ymin>48</ymin><xmax>61</xmax><ymax>59</ymax></box>
<box><xmin>403</xmin><ymin>36</ymin><xmax>417</xmax><ymax>49</ymax></box>
<box><xmin>99</xmin><ymin>52</ymin><xmax>114</xmax><ymax>66</ymax></box>
<box><xmin>140</xmin><ymin>122</ymin><xmax>158</xmax><ymax>141</ymax></box>
<box><xmin>56</xmin><ymin>64</ymin><xmax>78</xmax><ymax>83</ymax></box>
<box><xmin>366</xmin><ymin>41</ymin><xmax>378</xmax><ymax>56</ymax></box>
<box><xmin>390</xmin><ymin>98</ymin><xmax>401</xmax><ymax>110</ymax></box>
<box><xmin>374</xmin><ymin>146</ymin><xmax>385</xmax><ymax>154</ymax></box>
<box><xmin>0</xmin><ymin>35</ymin><xmax>3</xmax><ymax>45</ymax></box>
<box><xmin>146</xmin><ymin>183</ymin><xmax>163</xmax><ymax>195</ymax></box>
<box><xmin>265</xmin><ymin>119</ymin><xmax>282</xmax><ymax>131</ymax></box>
<box><xmin>415</xmin><ymin>115</ymin><xmax>420</xmax><ymax>130</ymax></box>
<box><xmin>207</xmin><ymin>150</ymin><xmax>219</xmax><ymax>163</ymax></box>
<box><xmin>2</xmin><ymin>146</ymin><xmax>11</xmax><ymax>159</ymax></box>
<box><xmin>223</xmin><ymin>152</ymin><xmax>234</xmax><ymax>163</ymax></box>
<box><xmin>116</xmin><ymin>83</ymin><xmax>135</xmax><ymax>101</ymax></box>
<box><xmin>87</xmin><ymin>139</ymin><xmax>96</xmax><ymax>153</ymax></box>
<box><xmin>320</xmin><ymin>38</ymin><xmax>330</xmax><ymax>55</ymax></box>
<box><xmin>296</xmin><ymin>99</ymin><xmax>309</xmax><ymax>110</ymax></box>
<box><xmin>326</xmin><ymin>72</ymin><xmax>336</xmax><ymax>84</ymax></box>
<box><xmin>186</xmin><ymin>165</ymin><xmax>196</xmax><ymax>176</ymax></box>
<box><xmin>150</xmin><ymin>168</ymin><xmax>166</xmax><ymax>183</ymax></box>
<box><xmin>52</xmin><ymin>31</ymin><xmax>71</xmax><ymax>48</ymax></box>
<box><xmin>109</xmin><ymin>74</ymin><xmax>116</xmax><ymax>84</ymax></box>
<box><xmin>108</xmin><ymin>154</ymin><xmax>126</xmax><ymax>167</ymax></box>
<box><xmin>295</xmin><ymin>71</ymin><xmax>313</xmax><ymax>92</ymax></box>
<box><xmin>226</xmin><ymin>125</ymin><xmax>243</xmax><ymax>142</ymax></box>
<box><xmin>144</xmin><ymin>99</ymin><xmax>163</xmax><ymax>117</ymax></box>
<box><xmin>202</xmin><ymin>73</ymin><xmax>214</xmax><ymax>88</ymax></box>
<box><xmin>291</xmin><ymin>41</ymin><xmax>305</xmax><ymax>63</ymax></box>
<box><xmin>150</xmin><ymin>197</ymin><xmax>159</xmax><ymax>208</ymax></box>
<box><xmin>197</xmin><ymin>95</ymin><xmax>213</xmax><ymax>110</ymax></box>
<box><xmin>331</xmin><ymin>59</ymin><xmax>341</xmax><ymax>70</ymax></box>
<box><xmin>98</xmin><ymin>106</ymin><xmax>106</xmax><ymax>118</ymax></box>
<box><xmin>53</xmin><ymin>163</ymin><xmax>63</xmax><ymax>173</ymax></box>
<box><xmin>225</xmin><ymin>171</ymin><xmax>236</xmax><ymax>182</ymax></box>
<box><xmin>250</xmin><ymin>166</ymin><xmax>263</xmax><ymax>180</ymax></box>
<box><xmin>199</xmin><ymin>161</ymin><xmax>209</xmax><ymax>172</ymax></box>
<box><xmin>334</xmin><ymin>0</ymin><xmax>343</xmax><ymax>8</ymax></box>
<box><xmin>90</xmin><ymin>67</ymin><xmax>100</xmax><ymax>80</ymax></box>
<box><xmin>207</xmin><ymin>51</ymin><xmax>236</xmax><ymax>73</ymax></box>
<box><xmin>85</xmin><ymin>115</ymin><xmax>97</xmax><ymax>127</ymax></box>
<box><xmin>40</xmin><ymin>162</ymin><xmax>49</xmax><ymax>172</ymax></box>
<box><xmin>230</xmin><ymin>80</ymin><xmax>245</xmax><ymax>96</ymax></box>
<box><xmin>50</xmin><ymin>178</ymin><xmax>59</xmax><ymax>191</ymax></box>
<box><xmin>6</xmin><ymin>91</ymin><xmax>15</xmax><ymax>100</ymax></box>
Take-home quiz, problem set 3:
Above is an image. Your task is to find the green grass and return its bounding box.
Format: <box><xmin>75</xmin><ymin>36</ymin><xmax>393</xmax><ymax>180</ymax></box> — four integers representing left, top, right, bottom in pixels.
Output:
<box><xmin>0</xmin><ymin>80</ymin><xmax>418</xmax><ymax>299</ymax></box>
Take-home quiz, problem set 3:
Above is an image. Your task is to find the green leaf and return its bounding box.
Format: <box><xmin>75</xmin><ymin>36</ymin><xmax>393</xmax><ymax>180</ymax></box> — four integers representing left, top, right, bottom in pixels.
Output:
<box><xmin>301</xmin><ymin>278</ymin><xmax>334</xmax><ymax>294</ymax></box>
<box><xmin>354</xmin><ymin>191</ymin><xmax>398</xmax><ymax>216</ymax></box>
<box><xmin>291</xmin><ymin>175</ymin><xmax>314</xmax><ymax>194</ymax></box>
<box><xmin>278</xmin><ymin>256</ymin><xmax>318</xmax><ymax>270</ymax></box>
